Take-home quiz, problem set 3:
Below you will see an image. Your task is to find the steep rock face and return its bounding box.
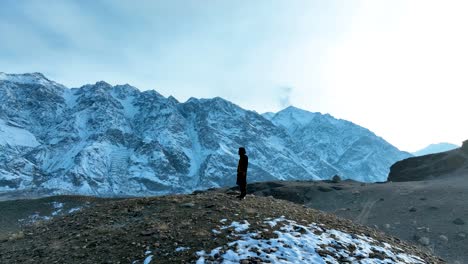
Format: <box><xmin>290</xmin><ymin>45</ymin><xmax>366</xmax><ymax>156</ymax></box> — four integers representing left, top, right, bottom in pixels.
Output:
<box><xmin>0</xmin><ymin>73</ymin><xmax>411</xmax><ymax>195</ymax></box>
<box><xmin>266</xmin><ymin>106</ymin><xmax>411</xmax><ymax>182</ymax></box>
<box><xmin>388</xmin><ymin>142</ymin><xmax>468</xmax><ymax>182</ymax></box>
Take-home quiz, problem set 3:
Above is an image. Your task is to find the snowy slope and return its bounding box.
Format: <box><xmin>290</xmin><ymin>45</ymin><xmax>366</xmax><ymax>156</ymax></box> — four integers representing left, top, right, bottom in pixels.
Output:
<box><xmin>267</xmin><ymin>106</ymin><xmax>412</xmax><ymax>182</ymax></box>
<box><xmin>0</xmin><ymin>119</ymin><xmax>39</xmax><ymax>147</ymax></box>
<box><xmin>0</xmin><ymin>73</ymin><xmax>410</xmax><ymax>196</ymax></box>
<box><xmin>195</xmin><ymin>217</ymin><xmax>425</xmax><ymax>264</ymax></box>
<box><xmin>412</xmin><ymin>143</ymin><xmax>459</xmax><ymax>156</ymax></box>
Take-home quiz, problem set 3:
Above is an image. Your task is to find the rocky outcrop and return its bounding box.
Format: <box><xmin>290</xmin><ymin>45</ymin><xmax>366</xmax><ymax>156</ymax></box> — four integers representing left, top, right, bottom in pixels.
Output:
<box><xmin>462</xmin><ymin>140</ymin><xmax>468</xmax><ymax>153</ymax></box>
<box><xmin>388</xmin><ymin>142</ymin><xmax>468</xmax><ymax>182</ymax></box>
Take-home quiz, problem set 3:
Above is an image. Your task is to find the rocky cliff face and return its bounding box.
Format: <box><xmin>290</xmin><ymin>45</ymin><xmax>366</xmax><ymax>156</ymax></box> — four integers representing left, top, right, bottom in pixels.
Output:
<box><xmin>0</xmin><ymin>72</ymin><xmax>410</xmax><ymax>196</ymax></box>
<box><xmin>388</xmin><ymin>141</ymin><xmax>468</xmax><ymax>182</ymax></box>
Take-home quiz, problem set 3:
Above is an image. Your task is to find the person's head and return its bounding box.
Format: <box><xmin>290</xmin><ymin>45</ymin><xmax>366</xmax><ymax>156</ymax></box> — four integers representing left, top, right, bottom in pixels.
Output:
<box><xmin>238</xmin><ymin>147</ymin><xmax>246</xmax><ymax>155</ymax></box>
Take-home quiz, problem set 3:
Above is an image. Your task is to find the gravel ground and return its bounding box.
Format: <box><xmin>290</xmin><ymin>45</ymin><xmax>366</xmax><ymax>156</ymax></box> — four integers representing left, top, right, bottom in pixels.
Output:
<box><xmin>0</xmin><ymin>192</ymin><xmax>443</xmax><ymax>263</ymax></box>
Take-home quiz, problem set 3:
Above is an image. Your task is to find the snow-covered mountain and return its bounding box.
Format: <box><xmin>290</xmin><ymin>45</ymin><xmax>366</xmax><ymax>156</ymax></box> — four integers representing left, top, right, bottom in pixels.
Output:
<box><xmin>0</xmin><ymin>73</ymin><xmax>410</xmax><ymax>196</ymax></box>
<box><xmin>412</xmin><ymin>142</ymin><xmax>459</xmax><ymax>156</ymax></box>
<box><xmin>264</xmin><ymin>106</ymin><xmax>412</xmax><ymax>182</ymax></box>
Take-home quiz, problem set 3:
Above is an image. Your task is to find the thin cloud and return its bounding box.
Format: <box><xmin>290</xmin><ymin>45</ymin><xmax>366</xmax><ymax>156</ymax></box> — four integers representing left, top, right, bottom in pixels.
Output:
<box><xmin>278</xmin><ymin>86</ymin><xmax>293</xmax><ymax>109</ymax></box>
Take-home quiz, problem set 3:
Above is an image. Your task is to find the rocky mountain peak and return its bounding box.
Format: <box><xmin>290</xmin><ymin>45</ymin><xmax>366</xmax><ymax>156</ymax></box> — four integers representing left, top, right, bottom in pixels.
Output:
<box><xmin>0</xmin><ymin>72</ymin><xmax>411</xmax><ymax>195</ymax></box>
<box><xmin>1</xmin><ymin>72</ymin><xmax>67</xmax><ymax>94</ymax></box>
<box><xmin>167</xmin><ymin>95</ymin><xmax>179</xmax><ymax>104</ymax></box>
<box><xmin>113</xmin><ymin>83</ymin><xmax>139</xmax><ymax>93</ymax></box>
<box><xmin>92</xmin><ymin>80</ymin><xmax>113</xmax><ymax>89</ymax></box>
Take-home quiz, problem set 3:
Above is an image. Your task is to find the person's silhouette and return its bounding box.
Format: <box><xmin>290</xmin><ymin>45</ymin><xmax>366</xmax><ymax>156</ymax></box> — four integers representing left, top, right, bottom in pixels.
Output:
<box><xmin>236</xmin><ymin>147</ymin><xmax>248</xmax><ymax>199</ymax></box>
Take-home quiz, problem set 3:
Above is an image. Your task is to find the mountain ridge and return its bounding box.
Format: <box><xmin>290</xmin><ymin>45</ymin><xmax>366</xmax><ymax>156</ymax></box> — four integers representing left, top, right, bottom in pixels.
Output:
<box><xmin>412</xmin><ymin>142</ymin><xmax>460</xmax><ymax>156</ymax></box>
<box><xmin>0</xmin><ymin>72</ymin><xmax>410</xmax><ymax>196</ymax></box>
<box><xmin>389</xmin><ymin>140</ymin><xmax>468</xmax><ymax>182</ymax></box>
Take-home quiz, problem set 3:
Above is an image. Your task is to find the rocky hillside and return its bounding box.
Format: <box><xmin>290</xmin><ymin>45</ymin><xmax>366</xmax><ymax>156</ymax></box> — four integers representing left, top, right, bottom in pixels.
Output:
<box><xmin>0</xmin><ymin>192</ymin><xmax>442</xmax><ymax>263</ymax></box>
<box><xmin>0</xmin><ymin>72</ymin><xmax>410</xmax><ymax>196</ymax></box>
<box><xmin>388</xmin><ymin>140</ymin><xmax>468</xmax><ymax>182</ymax></box>
<box><xmin>219</xmin><ymin>178</ymin><xmax>468</xmax><ymax>263</ymax></box>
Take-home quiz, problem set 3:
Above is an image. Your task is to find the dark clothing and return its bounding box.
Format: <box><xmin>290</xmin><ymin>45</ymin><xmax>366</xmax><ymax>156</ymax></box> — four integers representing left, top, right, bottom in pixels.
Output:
<box><xmin>239</xmin><ymin>181</ymin><xmax>247</xmax><ymax>198</ymax></box>
<box><xmin>236</xmin><ymin>154</ymin><xmax>248</xmax><ymax>198</ymax></box>
<box><xmin>236</xmin><ymin>154</ymin><xmax>248</xmax><ymax>184</ymax></box>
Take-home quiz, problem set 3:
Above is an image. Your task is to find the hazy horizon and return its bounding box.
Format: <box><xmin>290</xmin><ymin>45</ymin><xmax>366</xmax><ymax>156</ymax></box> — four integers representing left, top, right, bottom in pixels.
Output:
<box><xmin>1</xmin><ymin>0</ymin><xmax>467</xmax><ymax>152</ymax></box>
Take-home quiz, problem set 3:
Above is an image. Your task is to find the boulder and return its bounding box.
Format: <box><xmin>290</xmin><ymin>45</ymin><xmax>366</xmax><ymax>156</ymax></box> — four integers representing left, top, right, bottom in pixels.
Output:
<box><xmin>438</xmin><ymin>235</ymin><xmax>448</xmax><ymax>243</ymax></box>
<box><xmin>331</xmin><ymin>175</ymin><xmax>341</xmax><ymax>183</ymax></box>
<box><xmin>417</xmin><ymin>236</ymin><xmax>430</xmax><ymax>246</ymax></box>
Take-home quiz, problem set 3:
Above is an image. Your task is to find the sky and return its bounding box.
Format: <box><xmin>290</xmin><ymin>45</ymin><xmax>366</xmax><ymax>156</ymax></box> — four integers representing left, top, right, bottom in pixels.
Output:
<box><xmin>1</xmin><ymin>0</ymin><xmax>467</xmax><ymax>152</ymax></box>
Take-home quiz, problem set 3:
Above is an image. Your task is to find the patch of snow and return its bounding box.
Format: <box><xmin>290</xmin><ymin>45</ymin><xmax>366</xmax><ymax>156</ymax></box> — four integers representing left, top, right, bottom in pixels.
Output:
<box><xmin>143</xmin><ymin>255</ymin><xmax>153</xmax><ymax>264</ymax></box>
<box><xmin>114</xmin><ymin>94</ymin><xmax>139</xmax><ymax>118</ymax></box>
<box><xmin>271</xmin><ymin>106</ymin><xmax>318</xmax><ymax>131</ymax></box>
<box><xmin>63</xmin><ymin>88</ymin><xmax>78</xmax><ymax>109</ymax></box>
<box><xmin>68</xmin><ymin>207</ymin><xmax>81</xmax><ymax>213</ymax></box>
<box><xmin>221</xmin><ymin>220</ymin><xmax>250</xmax><ymax>233</ymax></box>
<box><xmin>51</xmin><ymin>202</ymin><xmax>64</xmax><ymax>216</ymax></box>
<box><xmin>264</xmin><ymin>215</ymin><xmax>286</xmax><ymax>227</ymax></box>
<box><xmin>18</xmin><ymin>213</ymin><xmax>51</xmax><ymax>225</ymax></box>
<box><xmin>186</xmin><ymin>114</ymin><xmax>203</xmax><ymax>177</ymax></box>
<box><xmin>0</xmin><ymin>119</ymin><xmax>39</xmax><ymax>147</ymax></box>
<box><xmin>51</xmin><ymin>201</ymin><xmax>64</xmax><ymax>209</ymax></box>
<box><xmin>197</xmin><ymin>218</ymin><xmax>425</xmax><ymax>264</ymax></box>
<box><xmin>175</xmin><ymin>246</ymin><xmax>190</xmax><ymax>252</ymax></box>
<box><xmin>196</xmin><ymin>251</ymin><xmax>207</xmax><ymax>264</ymax></box>
<box><xmin>0</xmin><ymin>72</ymin><xmax>56</xmax><ymax>86</ymax></box>
<box><xmin>218</xmin><ymin>143</ymin><xmax>236</xmax><ymax>156</ymax></box>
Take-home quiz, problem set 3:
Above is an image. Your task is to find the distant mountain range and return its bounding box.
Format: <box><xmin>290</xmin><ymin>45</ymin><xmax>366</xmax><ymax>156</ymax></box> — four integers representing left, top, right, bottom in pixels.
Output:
<box><xmin>412</xmin><ymin>142</ymin><xmax>460</xmax><ymax>156</ymax></box>
<box><xmin>0</xmin><ymin>72</ymin><xmax>410</xmax><ymax>196</ymax></box>
<box><xmin>390</xmin><ymin>140</ymin><xmax>468</xmax><ymax>182</ymax></box>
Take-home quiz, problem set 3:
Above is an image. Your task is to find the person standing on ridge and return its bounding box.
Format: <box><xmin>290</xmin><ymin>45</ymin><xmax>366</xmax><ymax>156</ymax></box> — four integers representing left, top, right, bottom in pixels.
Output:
<box><xmin>236</xmin><ymin>147</ymin><xmax>248</xmax><ymax>200</ymax></box>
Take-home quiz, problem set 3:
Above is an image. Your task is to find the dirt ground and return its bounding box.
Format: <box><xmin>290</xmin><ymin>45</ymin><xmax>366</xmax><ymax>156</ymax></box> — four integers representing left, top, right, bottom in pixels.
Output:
<box><xmin>0</xmin><ymin>192</ymin><xmax>441</xmax><ymax>263</ymax></box>
<box><xmin>212</xmin><ymin>176</ymin><xmax>468</xmax><ymax>264</ymax></box>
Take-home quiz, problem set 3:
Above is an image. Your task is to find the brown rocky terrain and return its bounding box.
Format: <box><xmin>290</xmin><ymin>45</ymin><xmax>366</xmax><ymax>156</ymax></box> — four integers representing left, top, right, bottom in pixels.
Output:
<box><xmin>210</xmin><ymin>177</ymin><xmax>467</xmax><ymax>263</ymax></box>
<box><xmin>0</xmin><ymin>192</ymin><xmax>441</xmax><ymax>263</ymax></box>
<box><xmin>196</xmin><ymin>142</ymin><xmax>468</xmax><ymax>263</ymax></box>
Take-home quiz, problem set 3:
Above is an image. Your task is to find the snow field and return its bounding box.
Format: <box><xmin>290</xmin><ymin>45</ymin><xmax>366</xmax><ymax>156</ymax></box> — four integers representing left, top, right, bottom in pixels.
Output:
<box><xmin>196</xmin><ymin>217</ymin><xmax>426</xmax><ymax>264</ymax></box>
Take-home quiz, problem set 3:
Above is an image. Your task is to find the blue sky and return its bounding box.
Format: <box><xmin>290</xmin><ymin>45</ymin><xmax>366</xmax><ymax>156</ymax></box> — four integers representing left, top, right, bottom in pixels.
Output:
<box><xmin>1</xmin><ymin>0</ymin><xmax>467</xmax><ymax>152</ymax></box>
